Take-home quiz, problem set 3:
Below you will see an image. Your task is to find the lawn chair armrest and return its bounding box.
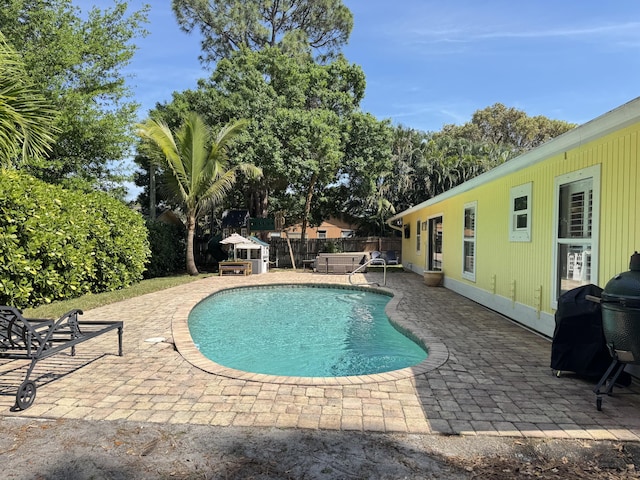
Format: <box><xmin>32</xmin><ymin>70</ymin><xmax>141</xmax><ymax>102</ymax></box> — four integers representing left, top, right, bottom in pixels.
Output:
<box><xmin>53</xmin><ymin>309</ymin><xmax>83</xmax><ymax>334</ymax></box>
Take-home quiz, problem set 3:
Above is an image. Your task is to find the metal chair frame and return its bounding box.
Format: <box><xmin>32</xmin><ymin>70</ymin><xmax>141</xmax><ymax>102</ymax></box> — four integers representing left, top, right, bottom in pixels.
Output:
<box><xmin>0</xmin><ymin>306</ymin><xmax>123</xmax><ymax>410</ymax></box>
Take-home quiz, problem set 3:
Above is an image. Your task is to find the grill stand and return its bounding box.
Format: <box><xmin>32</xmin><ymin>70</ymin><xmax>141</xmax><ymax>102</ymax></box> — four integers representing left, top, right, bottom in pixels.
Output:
<box><xmin>593</xmin><ymin>354</ymin><xmax>628</xmax><ymax>411</ymax></box>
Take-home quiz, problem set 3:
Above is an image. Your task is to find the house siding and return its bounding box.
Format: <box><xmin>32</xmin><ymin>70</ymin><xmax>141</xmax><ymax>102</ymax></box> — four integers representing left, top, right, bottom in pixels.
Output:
<box><xmin>395</xmin><ymin>98</ymin><xmax>640</xmax><ymax>338</ymax></box>
<box><xmin>282</xmin><ymin>217</ymin><xmax>357</xmax><ymax>239</ymax></box>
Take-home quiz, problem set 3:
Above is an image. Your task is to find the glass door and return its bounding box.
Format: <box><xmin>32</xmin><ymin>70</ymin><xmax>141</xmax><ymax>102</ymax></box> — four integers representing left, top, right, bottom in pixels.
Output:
<box><xmin>553</xmin><ymin>166</ymin><xmax>600</xmax><ymax>306</ymax></box>
<box><xmin>427</xmin><ymin>216</ymin><xmax>443</xmax><ymax>271</ymax></box>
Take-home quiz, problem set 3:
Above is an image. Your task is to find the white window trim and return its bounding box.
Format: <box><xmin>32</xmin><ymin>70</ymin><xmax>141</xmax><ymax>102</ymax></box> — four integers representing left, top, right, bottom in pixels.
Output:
<box><xmin>416</xmin><ymin>220</ymin><xmax>422</xmax><ymax>253</ymax></box>
<box><xmin>462</xmin><ymin>201</ymin><xmax>477</xmax><ymax>282</ymax></box>
<box><xmin>509</xmin><ymin>182</ymin><xmax>532</xmax><ymax>242</ymax></box>
<box><xmin>551</xmin><ymin>165</ymin><xmax>600</xmax><ymax>310</ymax></box>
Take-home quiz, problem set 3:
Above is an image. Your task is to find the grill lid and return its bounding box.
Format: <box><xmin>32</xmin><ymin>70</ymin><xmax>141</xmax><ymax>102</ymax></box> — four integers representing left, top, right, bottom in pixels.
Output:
<box><xmin>601</xmin><ymin>251</ymin><xmax>640</xmax><ymax>307</ymax></box>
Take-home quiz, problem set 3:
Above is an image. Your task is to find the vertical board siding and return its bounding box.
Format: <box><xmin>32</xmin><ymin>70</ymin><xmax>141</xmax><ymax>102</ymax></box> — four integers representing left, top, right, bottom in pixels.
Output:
<box><xmin>402</xmin><ymin>117</ymin><xmax>640</xmax><ymax>332</ymax></box>
<box><xmin>599</xmin><ymin>129</ymin><xmax>639</xmax><ymax>282</ymax></box>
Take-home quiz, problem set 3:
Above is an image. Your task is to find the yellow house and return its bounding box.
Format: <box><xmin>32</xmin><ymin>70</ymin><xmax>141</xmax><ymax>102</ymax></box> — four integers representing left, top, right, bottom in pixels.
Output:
<box><xmin>388</xmin><ymin>97</ymin><xmax>640</xmax><ymax>338</ymax></box>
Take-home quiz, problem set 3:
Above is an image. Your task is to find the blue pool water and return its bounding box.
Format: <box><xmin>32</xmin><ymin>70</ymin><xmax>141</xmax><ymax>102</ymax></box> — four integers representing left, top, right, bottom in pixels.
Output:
<box><xmin>188</xmin><ymin>285</ymin><xmax>427</xmax><ymax>377</ymax></box>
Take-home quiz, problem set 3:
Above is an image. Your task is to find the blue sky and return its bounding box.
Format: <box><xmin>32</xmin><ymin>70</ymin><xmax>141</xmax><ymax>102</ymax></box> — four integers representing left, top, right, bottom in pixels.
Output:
<box><xmin>97</xmin><ymin>0</ymin><xmax>640</xmax><ymax>132</ymax></box>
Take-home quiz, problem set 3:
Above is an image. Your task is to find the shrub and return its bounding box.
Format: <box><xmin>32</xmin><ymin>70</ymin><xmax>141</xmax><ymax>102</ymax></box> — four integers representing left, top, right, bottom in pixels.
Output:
<box><xmin>0</xmin><ymin>170</ymin><xmax>150</xmax><ymax>308</ymax></box>
<box><xmin>321</xmin><ymin>240</ymin><xmax>342</xmax><ymax>253</ymax></box>
<box><xmin>144</xmin><ymin>219</ymin><xmax>186</xmax><ymax>278</ymax></box>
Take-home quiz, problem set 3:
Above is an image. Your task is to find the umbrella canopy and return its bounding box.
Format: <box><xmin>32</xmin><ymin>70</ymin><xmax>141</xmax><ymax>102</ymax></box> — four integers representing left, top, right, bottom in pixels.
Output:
<box><xmin>219</xmin><ymin>233</ymin><xmax>258</xmax><ymax>260</ymax></box>
<box><xmin>236</xmin><ymin>242</ymin><xmax>261</xmax><ymax>250</ymax></box>
<box><xmin>219</xmin><ymin>233</ymin><xmax>250</xmax><ymax>245</ymax></box>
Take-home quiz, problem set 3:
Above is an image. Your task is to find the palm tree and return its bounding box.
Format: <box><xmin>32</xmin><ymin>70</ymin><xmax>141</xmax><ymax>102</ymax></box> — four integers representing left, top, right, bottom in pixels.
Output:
<box><xmin>0</xmin><ymin>32</ymin><xmax>58</xmax><ymax>168</ymax></box>
<box><xmin>137</xmin><ymin>112</ymin><xmax>262</xmax><ymax>275</ymax></box>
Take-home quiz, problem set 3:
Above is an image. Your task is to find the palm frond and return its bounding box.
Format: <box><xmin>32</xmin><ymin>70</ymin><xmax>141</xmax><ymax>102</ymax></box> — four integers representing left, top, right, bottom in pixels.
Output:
<box><xmin>137</xmin><ymin>112</ymin><xmax>261</xmax><ymax>222</ymax></box>
<box><xmin>0</xmin><ymin>32</ymin><xmax>58</xmax><ymax>167</ymax></box>
<box><xmin>136</xmin><ymin>118</ymin><xmax>190</xmax><ymax>202</ymax></box>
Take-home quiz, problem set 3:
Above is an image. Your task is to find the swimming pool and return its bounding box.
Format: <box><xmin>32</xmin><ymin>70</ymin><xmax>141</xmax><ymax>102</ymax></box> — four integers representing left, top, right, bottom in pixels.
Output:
<box><xmin>188</xmin><ymin>285</ymin><xmax>428</xmax><ymax>377</ymax></box>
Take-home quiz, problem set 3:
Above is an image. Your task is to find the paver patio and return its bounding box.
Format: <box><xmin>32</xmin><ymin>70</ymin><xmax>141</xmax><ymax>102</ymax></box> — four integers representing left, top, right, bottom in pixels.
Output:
<box><xmin>1</xmin><ymin>270</ymin><xmax>639</xmax><ymax>442</ymax></box>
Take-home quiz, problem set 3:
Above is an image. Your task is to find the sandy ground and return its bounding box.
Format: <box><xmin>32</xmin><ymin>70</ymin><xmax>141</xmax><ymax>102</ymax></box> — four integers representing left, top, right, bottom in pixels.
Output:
<box><xmin>1</xmin><ymin>416</ymin><xmax>639</xmax><ymax>479</ymax></box>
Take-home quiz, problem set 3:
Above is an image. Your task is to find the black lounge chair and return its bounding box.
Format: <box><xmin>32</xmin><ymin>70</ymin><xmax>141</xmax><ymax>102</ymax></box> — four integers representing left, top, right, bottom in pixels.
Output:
<box><xmin>0</xmin><ymin>306</ymin><xmax>123</xmax><ymax>410</ymax></box>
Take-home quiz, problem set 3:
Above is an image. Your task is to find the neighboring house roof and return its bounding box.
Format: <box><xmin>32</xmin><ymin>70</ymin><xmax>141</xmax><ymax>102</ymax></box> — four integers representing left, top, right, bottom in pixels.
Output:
<box><xmin>248</xmin><ymin>236</ymin><xmax>269</xmax><ymax>247</ymax></box>
<box><xmin>388</xmin><ymin>96</ymin><xmax>640</xmax><ymax>223</ymax></box>
<box><xmin>221</xmin><ymin>209</ymin><xmax>250</xmax><ymax>228</ymax></box>
<box><xmin>285</xmin><ymin>216</ymin><xmax>358</xmax><ymax>232</ymax></box>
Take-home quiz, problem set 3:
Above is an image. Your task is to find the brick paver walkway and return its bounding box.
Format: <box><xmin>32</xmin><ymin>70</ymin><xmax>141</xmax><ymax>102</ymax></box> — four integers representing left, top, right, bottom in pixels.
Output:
<box><xmin>2</xmin><ymin>270</ymin><xmax>639</xmax><ymax>441</ymax></box>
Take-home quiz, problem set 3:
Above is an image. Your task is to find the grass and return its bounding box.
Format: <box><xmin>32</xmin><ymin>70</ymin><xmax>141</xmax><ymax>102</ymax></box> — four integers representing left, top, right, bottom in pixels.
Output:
<box><xmin>23</xmin><ymin>273</ymin><xmax>213</xmax><ymax>319</ymax></box>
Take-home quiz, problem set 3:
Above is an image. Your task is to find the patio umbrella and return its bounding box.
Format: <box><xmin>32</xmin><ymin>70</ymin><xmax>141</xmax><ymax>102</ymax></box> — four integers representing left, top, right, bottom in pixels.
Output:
<box><xmin>219</xmin><ymin>233</ymin><xmax>250</xmax><ymax>245</ymax></box>
<box><xmin>219</xmin><ymin>233</ymin><xmax>252</xmax><ymax>260</ymax></box>
<box><xmin>235</xmin><ymin>242</ymin><xmax>261</xmax><ymax>249</ymax></box>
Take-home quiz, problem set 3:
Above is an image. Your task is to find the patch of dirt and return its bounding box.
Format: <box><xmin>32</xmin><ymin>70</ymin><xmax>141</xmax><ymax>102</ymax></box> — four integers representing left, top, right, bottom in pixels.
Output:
<box><xmin>0</xmin><ymin>417</ymin><xmax>638</xmax><ymax>479</ymax></box>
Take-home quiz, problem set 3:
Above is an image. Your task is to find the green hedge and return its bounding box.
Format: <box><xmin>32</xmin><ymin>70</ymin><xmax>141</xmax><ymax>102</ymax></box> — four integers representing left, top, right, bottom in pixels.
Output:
<box><xmin>0</xmin><ymin>170</ymin><xmax>150</xmax><ymax>308</ymax></box>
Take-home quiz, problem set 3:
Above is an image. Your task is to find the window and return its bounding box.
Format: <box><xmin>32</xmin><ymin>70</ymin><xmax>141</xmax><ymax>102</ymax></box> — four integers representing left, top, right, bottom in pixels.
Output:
<box><xmin>552</xmin><ymin>166</ymin><xmax>600</xmax><ymax>307</ymax></box>
<box><xmin>341</xmin><ymin>230</ymin><xmax>354</xmax><ymax>238</ymax></box>
<box><xmin>317</xmin><ymin>230</ymin><xmax>327</xmax><ymax>239</ymax></box>
<box><xmin>416</xmin><ymin>220</ymin><xmax>421</xmax><ymax>252</ymax></box>
<box><xmin>462</xmin><ymin>202</ymin><xmax>477</xmax><ymax>281</ymax></box>
<box><xmin>509</xmin><ymin>182</ymin><xmax>532</xmax><ymax>242</ymax></box>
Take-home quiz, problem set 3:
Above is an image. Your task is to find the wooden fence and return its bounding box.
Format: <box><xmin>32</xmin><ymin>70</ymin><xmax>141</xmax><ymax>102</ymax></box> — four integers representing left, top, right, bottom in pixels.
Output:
<box><xmin>268</xmin><ymin>237</ymin><xmax>402</xmax><ymax>269</ymax></box>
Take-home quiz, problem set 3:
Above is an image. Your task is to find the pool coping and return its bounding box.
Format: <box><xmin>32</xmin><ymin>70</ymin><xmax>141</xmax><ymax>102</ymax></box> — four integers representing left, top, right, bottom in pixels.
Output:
<box><xmin>172</xmin><ymin>281</ymin><xmax>449</xmax><ymax>386</ymax></box>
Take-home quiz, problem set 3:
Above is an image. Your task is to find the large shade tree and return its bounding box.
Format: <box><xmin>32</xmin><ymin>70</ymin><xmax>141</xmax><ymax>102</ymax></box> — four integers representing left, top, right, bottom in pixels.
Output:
<box><xmin>436</xmin><ymin>103</ymin><xmax>576</xmax><ymax>155</ymax></box>
<box><xmin>326</xmin><ymin>112</ymin><xmax>394</xmax><ymax>235</ymax></box>
<box><xmin>136</xmin><ymin>112</ymin><xmax>262</xmax><ymax>275</ymax></box>
<box><xmin>172</xmin><ymin>0</ymin><xmax>353</xmax><ymax>63</ymax></box>
<box><xmin>140</xmin><ymin>47</ymin><xmax>393</xmax><ymax>239</ymax></box>
<box><xmin>0</xmin><ymin>32</ymin><xmax>58</xmax><ymax>168</ymax></box>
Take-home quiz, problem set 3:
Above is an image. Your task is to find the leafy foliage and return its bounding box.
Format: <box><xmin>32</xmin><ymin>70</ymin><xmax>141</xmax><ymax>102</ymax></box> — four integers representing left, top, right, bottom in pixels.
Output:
<box><xmin>0</xmin><ymin>32</ymin><xmax>58</xmax><ymax>168</ymax></box>
<box><xmin>436</xmin><ymin>103</ymin><xmax>576</xmax><ymax>154</ymax></box>
<box><xmin>172</xmin><ymin>0</ymin><xmax>353</xmax><ymax>63</ymax></box>
<box><xmin>144</xmin><ymin>220</ymin><xmax>186</xmax><ymax>278</ymax></box>
<box><xmin>0</xmin><ymin>0</ymin><xmax>149</xmax><ymax>193</ymax></box>
<box><xmin>140</xmin><ymin>47</ymin><xmax>392</xmax><ymax>237</ymax></box>
<box><xmin>0</xmin><ymin>170</ymin><xmax>150</xmax><ymax>308</ymax></box>
<box><xmin>136</xmin><ymin>113</ymin><xmax>262</xmax><ymax>275</ymax></box>
<box><xmin>333</xmin><ymin>112</ymin><xmax>394</xmax><ymax>234</ymax></box>
<box><xmin>380</xmin><ymin>126</ymin><xmax>514</xmax><ymax>215</ymax></box>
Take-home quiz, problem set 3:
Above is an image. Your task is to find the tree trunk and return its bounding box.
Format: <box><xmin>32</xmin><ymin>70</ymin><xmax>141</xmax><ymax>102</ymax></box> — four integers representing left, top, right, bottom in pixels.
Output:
<box><xmin>301</xmin><ymin>172</ymin><xmax>318</xmax><ymax>243</ymax></box>
<box><xmin>149</xmin><ymin>163</ymin><xmax>156</xmax><ymax>220</ymax></box>
<box><xmin>186</xmin><ymin>213</ymin><xmax>199</xmax><ymax>275</ymax></box>
<box><xmin>245</xmin><ymin>182</ymin><xmax>269</xmax><ymax>218</ymax></box>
